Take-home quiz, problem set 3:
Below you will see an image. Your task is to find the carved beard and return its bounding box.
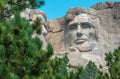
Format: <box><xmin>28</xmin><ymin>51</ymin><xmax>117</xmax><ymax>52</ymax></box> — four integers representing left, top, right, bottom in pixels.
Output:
<box><xmin>77</xmin><ymin>42</ymin><xmax>92</xmax><ymax>52</ymax></box>
<box><xmin>69</xmin><ymin>42</ymin><xmax>93</xmax><ymax>52</ymax></box>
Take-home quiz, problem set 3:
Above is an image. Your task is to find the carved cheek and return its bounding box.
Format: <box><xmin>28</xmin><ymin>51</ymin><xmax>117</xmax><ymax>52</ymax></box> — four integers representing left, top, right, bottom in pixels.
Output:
<box><xmin>81</xmin><ymin>30</ymin><xmax>89</xmax><ymax>36</ymax></box>
<box><xmin>89</xmin><ymin>29</ymin><xmax>95</xmax><ymax>35</ymax></box>
<box><xmin>74</xmin><ymin>31</ymin><xmax>78</xmax><ymax>38</ymax></box>
<box><xmin>68</xmin><ymin>31</ymin><xmax>76</xmax><ymax>41</ymax></box>
<box><xmin>69</xmin><ymin>30</ymin><xmax>76</xmax><ymax>36</ymax></box>
<box><xmin>89</xmin><ymin>30</ymin><xmax>96</xmax><ymax>40</ymax></box>
<box><xmin>85</xmin><ymin>28</ymin><xmax>94</xmax><ymax>35</ymax></box>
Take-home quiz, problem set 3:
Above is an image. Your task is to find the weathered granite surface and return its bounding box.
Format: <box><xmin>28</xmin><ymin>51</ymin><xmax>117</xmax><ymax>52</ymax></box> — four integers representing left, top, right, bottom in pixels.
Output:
<box><xmin>21</xmin><ymin>2</ymin><xmax>120</xmax><ymax>67</ymax></box>
<box><xmin>21</xmin><ymin>8</ymin><xmax>48</xmax><ymax>49</ymax></box>
<box><xmin>46</xmin><ymin>2</ymin><xmax>120</xmax><ymax>67</ymax></box>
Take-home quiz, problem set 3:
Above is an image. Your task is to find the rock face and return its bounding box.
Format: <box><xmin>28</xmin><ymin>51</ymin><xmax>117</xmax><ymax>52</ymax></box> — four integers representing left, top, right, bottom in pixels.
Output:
<box><xmin>20</xmin><ymin>2</ymin><xmax>120</xmax><ymax>67</ymax></box>
<box><xmin>46</xmin><ymin>2</ymin><xmax>120</xmax><ymax>67</ymax></box>
<box><xmin>21</xmin><ymin>8</ymin><xmax>48</xmax><ymax>49</ymax></box>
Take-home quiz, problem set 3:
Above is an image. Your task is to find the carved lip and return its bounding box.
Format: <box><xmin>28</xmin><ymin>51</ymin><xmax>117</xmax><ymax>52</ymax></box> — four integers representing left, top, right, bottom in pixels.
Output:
<box><xmin>75</xmin><ymin>39</ymin><xmax>86</xmax><ymax>43</ymax></box>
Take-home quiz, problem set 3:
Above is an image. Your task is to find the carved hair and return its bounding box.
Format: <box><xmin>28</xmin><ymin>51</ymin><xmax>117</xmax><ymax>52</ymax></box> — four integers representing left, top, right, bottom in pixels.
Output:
<box><xmin>63</xmin><ymin>7</ymin><xmax>97</xmax><ymax>25</ymax></box>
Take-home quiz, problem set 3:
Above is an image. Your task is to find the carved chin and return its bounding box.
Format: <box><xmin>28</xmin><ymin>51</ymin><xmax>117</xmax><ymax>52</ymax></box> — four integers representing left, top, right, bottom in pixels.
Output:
<box><xmin>76</xmin><ymin>42</ymin><xmax>93</xmax><ymax>52</ymax></box>
<box><xmin>78</xmin><ymin>45</ymin><xmax>92</xmax><ymax>52</ymax></box>
<box><xmin>68</xmin><ymin>44</ymin><xmax>92</xmax><ymax>52</ymax></box>
<box><xmin>69</xmin><ymin>40</ymin><xmax>93</xmax><ymax>52</ymax></box>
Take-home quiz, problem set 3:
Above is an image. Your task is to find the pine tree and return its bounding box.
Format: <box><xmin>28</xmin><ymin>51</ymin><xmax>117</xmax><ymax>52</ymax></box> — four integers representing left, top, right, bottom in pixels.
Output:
<box><xmin>32</xmin><ymin>17</ymin><xmax>42</xmax><ymax>34</ymax></box>
<box><xmin>0</xmin><ymin>0</ymin><xmax>6</xmax><ymax>10</ymax></box>
<box><xmin>0</xmin><ymin>10</ymin><xmax>73</xmax><ymax>79</ymax></box>
<box><xmin>0</xmin><ymin>0</ymin><xmax>45</xmax><ymax>19</ymax></box>
<box><xmin>68</xmin><ymin>66</ymin><xmax>83</xmax><ymax>79</ymax></box>
<box><xmin>0</xmin><ymin>11</ymin><xmax>54</xmax><ymax>79</ymax></box>
<box><xmin>106</xmin><ymin>46</ymin><xmax>120</xmax><ymax>79</ymax></box>
<box><xmin>80</xmin><ymin>61</ymin><xmax>97</xmax><ymax>79</ymax></box>
<box><xmin>7</xmin><ymin>0</ymin><xmax>45</xmax><ymax>11</ymax></box>
<box><xmin>96</xmin><ymin>46</ymin><xmax>120</xmax><ymax>79</ymax></box>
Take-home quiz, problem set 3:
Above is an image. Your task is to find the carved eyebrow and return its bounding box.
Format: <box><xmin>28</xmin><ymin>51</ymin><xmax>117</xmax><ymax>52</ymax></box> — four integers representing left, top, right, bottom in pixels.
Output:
<box><xmin>68</xmin><ymin>22</ymin><xmax>95</xmax><ymax>28</ymax></box>
<box><xmin>81</xmin><ymin>22</ymin><xmax>95</xmax><ymax>28</ymax></box>
<box><xmin>68</xmin><ymin>23</ymin><xmax>78</xmax><ymax>30</ymax></box>
<box><xmin>68</xmin><ymin>23</ymin><xmax>78</xmax><ymax>27</ymax></box>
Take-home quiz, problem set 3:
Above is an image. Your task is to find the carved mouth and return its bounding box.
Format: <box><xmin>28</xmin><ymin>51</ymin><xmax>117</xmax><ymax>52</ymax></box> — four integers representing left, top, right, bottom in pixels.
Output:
<box><xmin>75</xmin><ymin>39</ymin><xmax>86</xmax><ymax>43</ymax></box>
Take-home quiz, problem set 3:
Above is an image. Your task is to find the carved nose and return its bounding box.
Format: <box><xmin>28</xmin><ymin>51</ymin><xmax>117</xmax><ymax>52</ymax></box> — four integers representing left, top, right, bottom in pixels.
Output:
<box><xmin>77</xmin><ymin>32</ymin><xmax>82</xmax><ymax>37</ymax></box>
<box><xmin>76</xmin><ymin>25</ymin><xmax>83</xmax><ymax>37</ymax></box>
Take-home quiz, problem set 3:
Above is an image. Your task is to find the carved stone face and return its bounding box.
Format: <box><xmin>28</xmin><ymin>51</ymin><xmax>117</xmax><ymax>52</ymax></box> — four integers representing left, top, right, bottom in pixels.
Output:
<box><xmin>66</xmin><ymin>14</ymin><xmax>96</xmax><ymax>51</ymax></box>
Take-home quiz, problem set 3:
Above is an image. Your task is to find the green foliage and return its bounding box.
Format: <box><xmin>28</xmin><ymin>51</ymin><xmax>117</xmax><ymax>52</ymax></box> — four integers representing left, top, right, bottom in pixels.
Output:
<box><xmin>38</xmin><ymin>57</ymin><xmax>68</xmax><ymax>79</ymax></box>
<box><xmin>106</xmin><ymin>46</ymin><xmax>120</xmax><ymax>79</ymax></box>
<box><xmin>47</xmin><ymin>43</ymin><xmax>54</xmax><ymax>56</ymax></box>
<box><xmin>96</xmin><ymin>46</ymin><xmax>120</xmax><ymax>79</ymax></box>
<box><xmin>0</xmin><ymin>11</ymin><xmax>52</xmax><ymax>79</ymax></box>
<box><xmin>95</xmin><ymin>70</ymin><xmax>110</xmax><ymax>79</ymax></box>
<box><xmin>0</xmin><ymin>11</ymin><xmax>78</xmax><ymax>79</ymax></box>
<box><xmin>68</xmin><ymin>61</ymin><xmax>97</xmax><ymax>79</ymax></box>
<box><xmin>63</xmin><ymin>54</ymin><xmax>69</xmax><ymax>64</ymax></box>
<box><xmin>0</xmin><ymin>0</ymin><xmax>6</xmax><ymax>10</ymax></box>
<box><xmin>7</xmin><ymin>0</ymin><xmax>45</xmax><ymax>11</ymax></box>
<box><xmin>29</xmin><ymin>0</ymin><xmax>45</xmax><ymax>9</ymax></box>
<box><xmin>80</xmin><ymin>61</ymin><xmax>97</xmax><ymax>79</ymax></box>
<box><xmin>32</xmin><ymin>17</ymin><xmax>42</xmax><ymax>34</ymax></box>
<box><xmin>0</xmin><ymin>0</ymin><xmax>45</xmax><ymax>20</ymax></box>
<box><xmin>69</xmin><ymin>66</ymin><xmax>83</xmax><ymax>79</ymax></box>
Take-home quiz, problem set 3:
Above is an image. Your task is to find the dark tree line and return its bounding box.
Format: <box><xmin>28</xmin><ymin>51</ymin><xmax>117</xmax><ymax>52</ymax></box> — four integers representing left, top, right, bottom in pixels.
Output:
<box><xmin>0</xmin><ymin>0</ymin><xmax>45</xmax><ymax>19</ymax></box>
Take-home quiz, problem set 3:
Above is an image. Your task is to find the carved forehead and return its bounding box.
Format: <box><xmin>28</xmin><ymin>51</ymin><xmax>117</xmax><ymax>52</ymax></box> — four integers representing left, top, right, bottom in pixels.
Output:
<box><xmin>68</xmin><ymin>14</ymin><xmax>94</xmax><ymax>25</ymax></box>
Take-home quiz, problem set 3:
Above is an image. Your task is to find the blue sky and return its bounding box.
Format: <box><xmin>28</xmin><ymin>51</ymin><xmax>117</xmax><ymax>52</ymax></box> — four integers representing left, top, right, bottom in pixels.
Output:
<box><xmin>39</xmin><ymin>0</ymin><xmax>119</xmax><ymax>20</ymax></box>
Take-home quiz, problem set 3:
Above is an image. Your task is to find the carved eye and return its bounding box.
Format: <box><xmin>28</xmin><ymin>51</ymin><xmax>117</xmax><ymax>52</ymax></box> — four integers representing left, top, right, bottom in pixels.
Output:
<box><xmin>81</xmin><ymin>22</ymin><xmax>91</xmax><ymax>29</ymax></box>
<box><xmin>69</xmin><ymin>24</ymin><xmax>77</xmax><ymax>30</ymax></box>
